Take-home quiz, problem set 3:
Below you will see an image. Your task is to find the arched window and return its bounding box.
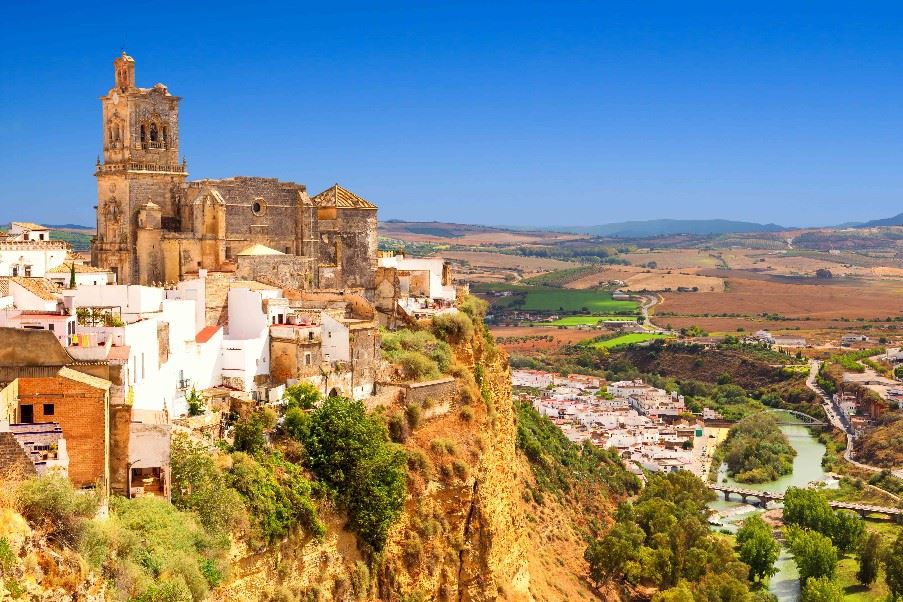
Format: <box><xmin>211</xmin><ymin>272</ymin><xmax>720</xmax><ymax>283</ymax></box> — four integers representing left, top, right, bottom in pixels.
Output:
<box><xmin>149</xmin><ymin>123</ymin><xmax>158</xmax><ymax>143</ymax></box>
<box><xmin>140</xmin><ymin>125</ymin><xmax>146</xmax><ymax>143</ymax></box>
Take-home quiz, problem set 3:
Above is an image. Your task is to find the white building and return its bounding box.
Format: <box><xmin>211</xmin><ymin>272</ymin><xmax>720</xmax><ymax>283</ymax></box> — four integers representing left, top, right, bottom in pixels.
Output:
<box><xmin>377</xmin><ymin>254</ymin><xmax>456</xmax><ymax>302</ymax></box>
<box><xmin>0</xmin><ymin>224</ymin><xmax>69</xmax><ymax>278</ymax></box>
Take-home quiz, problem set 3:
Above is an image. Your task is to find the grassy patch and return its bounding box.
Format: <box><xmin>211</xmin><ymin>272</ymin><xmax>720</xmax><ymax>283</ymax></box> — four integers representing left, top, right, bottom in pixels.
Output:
<box><xmin>532</xmin><ymin>316</ymin><xmax>637</xmax><ymax>327</ymax></box>
<box><xmin>521</xmin><ymin>288</ymin><xmax>637</xmax><ymax>313</ymax></box>
<box><xmin>589</xmin><ymin>333</ymin><xmax>670</xmax><ymax>349</ymax></box>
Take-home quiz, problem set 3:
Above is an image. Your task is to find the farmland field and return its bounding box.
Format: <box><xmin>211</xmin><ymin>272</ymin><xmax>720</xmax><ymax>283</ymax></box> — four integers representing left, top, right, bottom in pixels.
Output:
<box><xmin>534</xmin><ymin>316</ymin><xmax>637</xmax><ymax>326</ymax></box>
<box><xmin>589</xmin><ymin>333</ymin><xmax>671</xmax><ymax>348</ymax></box>
<box><xmin>520</xmin><ymin>289</ymin><xmax>638</xmax><ymax>313</ymax></box>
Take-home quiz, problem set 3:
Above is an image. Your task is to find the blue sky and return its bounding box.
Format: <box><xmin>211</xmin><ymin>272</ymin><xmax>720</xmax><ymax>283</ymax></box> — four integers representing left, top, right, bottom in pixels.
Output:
<box><xmin>2</xmin><ymin>1</ymin><xmax>903</xmax><ymax>227</ymax></box>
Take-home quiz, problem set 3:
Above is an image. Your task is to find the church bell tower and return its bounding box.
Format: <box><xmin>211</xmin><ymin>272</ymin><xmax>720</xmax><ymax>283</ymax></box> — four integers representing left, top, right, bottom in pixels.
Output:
<box><xmin>91</xmin><ymin>53</ymin><xmax>187</xmax><ymax>284</ymax></box>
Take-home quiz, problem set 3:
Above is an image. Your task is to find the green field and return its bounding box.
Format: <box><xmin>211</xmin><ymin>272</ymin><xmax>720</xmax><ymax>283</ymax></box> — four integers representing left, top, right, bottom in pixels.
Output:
<box><xmin>520</xmin><ymin>288</ymin><xmax>638</xmax><ymax>313</ymax></box>
<box><xmin>589</xmin><ymin>333</ymin><xmax>671</xmax><ymax>349</ymax></box>
<box><xmin>534</xmin><ymin>316</ymin><xmax>638</xmax><ymax>327</ymax></box>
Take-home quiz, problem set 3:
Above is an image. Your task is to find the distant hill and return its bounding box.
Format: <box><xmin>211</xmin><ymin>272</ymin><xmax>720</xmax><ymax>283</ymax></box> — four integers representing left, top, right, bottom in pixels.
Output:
<box><xmin>541</xmin><ymin>219</ymin><xmax>786</xmax><ymax>238</ymax></box>
<box><xmin>855</xmin><ymin>212</ymin><xmax>903</xmax><ymax>228</ymax></box>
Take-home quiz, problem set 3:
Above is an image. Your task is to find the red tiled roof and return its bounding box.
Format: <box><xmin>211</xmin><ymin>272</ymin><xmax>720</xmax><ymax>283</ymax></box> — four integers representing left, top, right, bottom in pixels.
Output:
<box><xmin>107</xmin><ymin>346</ymin><xmax>131</xmax><ymax>361</ymax></box>
<box><xmin>196</xmin><ymin>325</ymin><xmax>220</xmax><ymax>344</ymax></box>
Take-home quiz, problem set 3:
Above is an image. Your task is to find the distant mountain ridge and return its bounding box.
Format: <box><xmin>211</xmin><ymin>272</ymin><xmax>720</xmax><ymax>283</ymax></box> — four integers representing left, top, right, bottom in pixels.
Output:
<box><xmin>856</xmin><ymin>212</ymin><xmax>903</xmax><ymax>228</ymax></box>
<box><xmin>539</xmin><ymin>218</ymin><xmax>786</xmax><ymax>237</ymax></box>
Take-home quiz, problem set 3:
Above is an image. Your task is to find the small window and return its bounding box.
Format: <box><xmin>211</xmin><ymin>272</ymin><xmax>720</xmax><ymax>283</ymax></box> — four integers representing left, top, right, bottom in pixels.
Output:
<box><xmin>48</xmin><ymin>323</ymin><xmax>55</xmax><ymax>332</ymax></box>
<box><xmin>251</xmin><ymin>198</ymin><xmax>266</xmax><ymax>216</ymax></box>
<box><xmin>20</xmin><ymin>404</ymin><xmax>33</xmax><ymax>423</ymax></box>
<box><xmin>43</xmin><ymin>404</ymin><xmax>55</xmax><ymax>416</ymax></box>
<box><xmin>24</xmin><ymin>266</ymin><xmax>31</xmax><ymax>277</ymax></box>
<box><xmin>305</xmin><ymin>353</ymin><xmax>312</xmax><ymax>366</ymax></box>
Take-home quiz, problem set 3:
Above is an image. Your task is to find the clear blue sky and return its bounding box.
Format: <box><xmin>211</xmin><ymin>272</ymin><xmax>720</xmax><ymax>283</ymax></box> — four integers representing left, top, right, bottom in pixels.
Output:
<box><xmin>2</xmin><ymin>1</ymin><xmax>903</xmax><ymax>227</ymax></box>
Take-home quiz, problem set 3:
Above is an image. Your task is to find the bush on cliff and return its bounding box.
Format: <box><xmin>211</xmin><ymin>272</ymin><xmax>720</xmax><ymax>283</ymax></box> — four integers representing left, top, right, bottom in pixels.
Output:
<box><xmin>431</xmin><ymin>311</ymin><xmax>474</xmax><ymax>343</ymax></box>
<box><xmin>17</xmin><ymin>474</ymin><xmax>99</xmax><ymax>545</ymax></box>
<box><xmin>302</xmin><ymin>396</ymin><xmax>407</xmax><ymax>552</ymax></box>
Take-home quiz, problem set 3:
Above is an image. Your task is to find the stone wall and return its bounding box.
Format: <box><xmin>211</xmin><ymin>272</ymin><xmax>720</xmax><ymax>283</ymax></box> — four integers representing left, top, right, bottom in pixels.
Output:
<box><xmin>236</xmin><ymin>254</ymin><xmax>315</xmax><ymax>291</ymax></box>
<box><xmin>0</xmin><ymin>432</ymin><xmax>37</xmax><ymax>481</ymax></box>
<box><xmin>399</xmin><ymin>377</ymin><xmax>457</xmax><ymax>407</ymax></box>
<box><xmin>109</xmin><ymin>404</ymin><xmax>131</xmax><ymax>495</ymax></box>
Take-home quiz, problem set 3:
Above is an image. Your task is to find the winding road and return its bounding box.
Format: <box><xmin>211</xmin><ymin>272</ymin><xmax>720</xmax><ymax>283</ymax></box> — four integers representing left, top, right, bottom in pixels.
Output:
<box><xmin>805</xmin><ymin>360</ymin><xmax>903</xmax><ymax>480</ymax></box>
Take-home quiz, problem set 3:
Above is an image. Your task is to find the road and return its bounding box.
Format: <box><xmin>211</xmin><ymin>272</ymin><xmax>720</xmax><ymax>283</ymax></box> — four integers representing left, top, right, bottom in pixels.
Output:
<box><xmin>805</xmin><ymin>360</ymin><xmax>903</xmax><ymax>480</ymax></box>
<box><xmin>638</xmin><ymin>293</ymin><xmax>666</xmax><ymax>332</ymax></box>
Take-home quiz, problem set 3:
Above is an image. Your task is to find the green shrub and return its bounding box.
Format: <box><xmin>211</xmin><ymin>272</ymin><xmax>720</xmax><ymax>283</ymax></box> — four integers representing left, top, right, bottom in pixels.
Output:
<box><xmin>303</xmin><ymin>396</ymin><xmax>407</xmax><ymax>551</ymax></box>
<box><xmin>227</xmin><ymin>452</ymin><xmax>324</xmax><ymax>546</ymax></box>
<box><xmin>283</xmin><ymin>407</ymin><xmax>312</xmax><ymax>442</ymax></box>
<box><xmin>405</xmin><ymin>403</ymin><xmax>421</xmax><ymax>429</ymax></box>
<box><xmin>233</xmin><ymin>408</ymin><xmax>277</xmax><ymax>454</ymax></box>
<box><xmin>170</xmin><ymin>433</ymin><xmax>247</xmax><ymax>535</ymax></box>
<box><xmin>17</xmin><ymin>475</ymin><xmax>99</xmax><ymax>545</ymax></box>
<box><xmin>387</xmin><ymin>412</ymin><xmax>410</xmax><ymax>443</ymax></box>
<box><xmin>458</xmin><ymin>295</ymin><xmax>488</xmax><ymax>320</ymax></box>
<box><xmin>0</xmin><ymin>537</ymin><xmax>14</xmax><ymax>573</ymax></box>
<box><xmin>185</xmin><ymin>388</ymin><xmax>206</xmax><ymax>417</ymax></box>
<box><xmin>459</xmin><ymin>407</ymin><xmax>474</xmax><ymax>422</ymax></box>
<box><xmin>133</xmin><ymin>578</ymin><xmax>193</xmax><ymax>602</ymax></box>
<box><xmin>430</xmin><ymin>438</ymin><xmax>457</xmax><ymax>455</ymax></box>
<box><xmin>396</xmin><ymin>351</ymin><xmax>440</xmax><ymax>381</ymax></box>
<box><xmin>283</xmin><ymin>382</ymin><xmax>321</xmax><ymax>410</ymax></box>
<box><xmin>431</xmin><ymin>312</ymin><xmax>474</xmax><ymax>343</ymax></box>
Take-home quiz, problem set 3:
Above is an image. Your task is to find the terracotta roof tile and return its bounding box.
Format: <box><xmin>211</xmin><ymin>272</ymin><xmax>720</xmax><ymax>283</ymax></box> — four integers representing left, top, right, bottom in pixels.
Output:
<box><xmin>10</xmin><ymin>222</ymin><xmax>49</xmax><ymax>231</ymax></box>
<box><xmin>46</xmin><ymin>262</ymin><xmax>109</xmax><ymax>274</ymax></box>
<box><xmin>58</xmin><ymin>367</ymin><xmax>111</xmax><ymax>390</ymax></box>
<box><xmin>195</xmin><ymin>325</ymin><xmax>220</xmax><ymax>344</ymax></box>
<box><xmin>10</xmin><ymin>277</ymin><xmax>59</xmax><ymax>301</ymax></box>
<box><xmin>311</xmin><ymin>184</ymin><xmax>377</xmax><ymax>209</ymax></box>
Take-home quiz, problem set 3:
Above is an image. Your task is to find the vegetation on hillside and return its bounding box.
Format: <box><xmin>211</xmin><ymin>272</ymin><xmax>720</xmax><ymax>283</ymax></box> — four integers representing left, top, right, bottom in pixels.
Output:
<box><xmin>516</xmin><ymin>401</ymin><xmax>640</xmax><ymax>503</ymax></box>
<box><xmin>381</xmin><ymin>328</ymin><xmax>453</xmax><ymax>381</ymax></box>
<box><xmin>719</xmin><ymin>413</ymin><xmax>797</xmax><ymax>483</ymax></box>
<box><xmin>583</xmin><ymin>472</ymin><xmax>761</xmax><ymax>599</ymax></box>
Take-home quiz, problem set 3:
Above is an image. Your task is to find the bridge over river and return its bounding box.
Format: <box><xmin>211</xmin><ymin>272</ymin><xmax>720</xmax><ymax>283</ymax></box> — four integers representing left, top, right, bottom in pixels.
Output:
<box><xmin>708</xmin><ymin>483</ymin><xmax>901</xmax><ymax>520</ymax></box>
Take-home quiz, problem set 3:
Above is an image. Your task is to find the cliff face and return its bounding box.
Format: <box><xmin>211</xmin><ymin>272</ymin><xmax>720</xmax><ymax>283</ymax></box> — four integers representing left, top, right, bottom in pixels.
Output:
<box><xmin>216</xmin><ymin>324</ymin><xmax>533</xmax><ymax>602</ymax></box>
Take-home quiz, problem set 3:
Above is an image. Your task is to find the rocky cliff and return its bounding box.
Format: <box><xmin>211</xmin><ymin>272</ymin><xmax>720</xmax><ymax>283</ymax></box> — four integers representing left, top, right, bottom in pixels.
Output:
<box><xmin>215</xmin><ymin>320</ymin><xmax>533</xmax><ymax>602</ymax></box>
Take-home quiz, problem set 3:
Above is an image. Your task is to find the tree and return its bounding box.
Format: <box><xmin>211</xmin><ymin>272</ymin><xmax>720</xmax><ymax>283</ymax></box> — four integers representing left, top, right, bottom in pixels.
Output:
<box><xmin>788</xmin><ymin>528</ymin><xmax>838</xmax><ymax>583</ymax></box>
<box><xmin>815</xmin><ymin>269</ymin><xmax>833</xmax><ymax>280</ymax></box>
<box><xmin>232</xmin><ymin>408</ymin><xmax>277</xmax><ymax>455</ymax></box>
<box><xmin>185</xmin><ymin>388</ymin><xmax>205</xmax><ymax>417</ymax></box>
<box><xmin>831</xmin><ymin>510</ymin><xmax>864</xmax><ymax>555</ymax></box>
<box><xmin>283</xmin><ymin>407</ymin><xmax>311</xmax><ymax>442</ymax></box>
<box><xmin>885</xmin><ymin>530</ymin><xmax>903</xmax><ymax>600</ymax></box>
<box><xmin>283</xmin><ymin>381</ymin><xmax>321</xmax><ymax>410</ymax></box>
<box><xmin>584</xmin><ymin>521</ymin><xmax>645</xmax><ymax>585</ymax></box>
<box><xmin>69</xmin><ymin>263</ymin><xmax>76</xmax><ymax>289</ymax></box>
<box><xmin>168</xmin><ymin>433</ymin><xmax>246</xmax><ymax>535</ymax></box>
<box><xmin>736</xmin><ymin>514</ymin><xmax>780</xmax><ymax>581</ymax></box>
<box><xmin>857</xmin><ymin>531</ymin><xmax>882</xmax><ymax>586</ymax></box>
<box><xmin>303</xmin><ymin>396</ymin><xmax>407</xmax><ymax>551</ymax></box>
<box><xmin>800</xmin><ymin>576</ymin><xmax>843</xmax><ymax>602</ymax></box>
<box><xmin>653</xmin><ymin>581</ymin><xmax>695</xmax><ymax>602</ymax></box>
<box><xmin>784</xmin><ymin>487</ymin><xmax>837</xmax><ymax>534</ymax></box>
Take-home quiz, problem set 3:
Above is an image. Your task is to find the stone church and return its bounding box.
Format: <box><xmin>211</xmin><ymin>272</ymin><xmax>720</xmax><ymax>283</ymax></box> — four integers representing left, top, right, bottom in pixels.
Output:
<box><xmin>92</xmin><ymin>53</ymin><xmax>378</xmax><ymax>289</ymax></box>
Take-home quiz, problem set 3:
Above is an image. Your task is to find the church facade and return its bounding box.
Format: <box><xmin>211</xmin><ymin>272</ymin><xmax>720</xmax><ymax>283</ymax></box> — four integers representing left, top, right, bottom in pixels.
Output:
<box><xmin>92</xmin><ymin>53</ymin><xmax>377</xmax><ymax>289</ymax></box>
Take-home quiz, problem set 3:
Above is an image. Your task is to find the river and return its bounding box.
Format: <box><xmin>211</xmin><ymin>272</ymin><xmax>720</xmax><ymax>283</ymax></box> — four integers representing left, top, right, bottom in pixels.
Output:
<box><xmin>708</xmin><ymin>420</ymin><xmax>829</xmax><ymax>602</ymax></box>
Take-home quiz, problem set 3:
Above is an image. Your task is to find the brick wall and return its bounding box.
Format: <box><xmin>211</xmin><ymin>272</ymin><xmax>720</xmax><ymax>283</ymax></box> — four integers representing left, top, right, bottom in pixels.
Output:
<box><xmin>17</xmin><ymin>377</ymin><xmax>109</xmax><ymax>488</ymax></box>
